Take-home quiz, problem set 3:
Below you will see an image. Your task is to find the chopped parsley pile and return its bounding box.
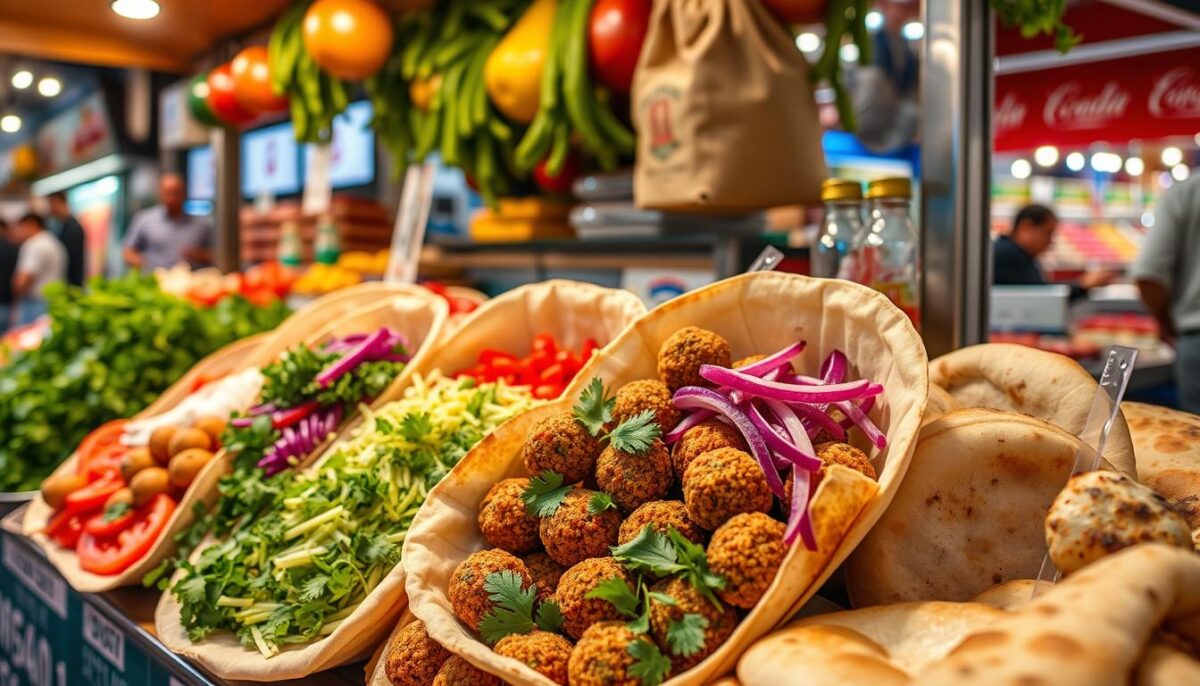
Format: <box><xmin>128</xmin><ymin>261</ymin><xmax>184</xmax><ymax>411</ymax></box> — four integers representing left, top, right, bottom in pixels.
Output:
<box><xmin>171</xmin><ymin>372</ymin><xmax>539</xmax><ymax>657</ymax></box>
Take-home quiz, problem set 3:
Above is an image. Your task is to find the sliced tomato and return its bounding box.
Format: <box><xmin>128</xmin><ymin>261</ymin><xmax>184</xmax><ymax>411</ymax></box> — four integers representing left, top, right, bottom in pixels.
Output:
<box><xmin>479</xmin><ymin>349</ymin><xmax>516</xmax><ymax>366</ymax></box>
<box><xmin>83</xmin><ymin>508</ymin><xmax>135</xmax><ymax>538</ymax></box>
<box><xmin>581</xmin><ymin>338</ymin><xmax>600</xmax><ymax>361</ymax></box>
<box><xmin>272</xmin><ymin>400</ymin><xmax>320</xmax><ymax>429</ymax></box>
<box><xmin>77</xmin><ymin>494</ymin><xmax>176</xmax><ymax>576</ymax></box>
<box><xmin>533</xmin><ymin>383</ymin><xmax>565</xmax><ymax>400</ymax></box>
<box><xmin>64</xmin><ymin>475</ymin><xmax>124</xmax><ymax>516</ymax></box>
<box><xmin>80</xmin><ymin>443</ymin><xmax>127</xmax><ymax>482</ymax></box>
<box><xmin>44</xmin><ymin>509</ymin><xmax>84</xmax><ymax>549</ymax></box>
<box><xmin>532</xmin><ymin>333</ymin><xmax>558</xmax><ymax>355</ymax></box>
<box><xmin>76</xmin><ymin>420</ymin><xmax>128</xmax><ymax>473</ymax></box>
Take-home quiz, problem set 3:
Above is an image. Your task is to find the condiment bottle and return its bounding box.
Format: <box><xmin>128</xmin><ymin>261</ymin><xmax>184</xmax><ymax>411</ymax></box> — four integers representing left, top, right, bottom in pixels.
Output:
<box><xmin>813</xmin><ymin>179</ymin><xmax>864</xmax><ymax>279</ymax></box>
<box><xmin>278</xmin><ymin>220</ymin><xmax>302</xmax><ymax>267</ymax></box>
<box><xmin>314</xmin><ymin>214</ymin><xmax>340</xmax><ymax>265</ymax></box>
<box><xmin>849</xmin><ymin>177</ymin><xmax>921</xmax><ymax>327</ymax></box>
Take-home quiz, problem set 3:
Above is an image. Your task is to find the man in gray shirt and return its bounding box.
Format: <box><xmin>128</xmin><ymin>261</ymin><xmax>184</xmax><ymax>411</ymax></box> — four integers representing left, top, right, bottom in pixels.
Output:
<box><xmin>1133</xmin><ymin>173</ymin><xmax>1200</xmax><ymax>413</ymax></box>
<box><xmin>122</xmin><ymin>173</ymin><xmax>212</xmax><ymax>271</ymax></box>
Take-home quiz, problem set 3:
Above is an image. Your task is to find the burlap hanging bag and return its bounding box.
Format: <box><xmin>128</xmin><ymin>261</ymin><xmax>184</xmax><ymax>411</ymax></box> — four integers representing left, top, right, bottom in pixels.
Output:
<box><xmin>632</xmin><ymin>0</ymin><xmax>827</xmax><ymax>213</ymax></box>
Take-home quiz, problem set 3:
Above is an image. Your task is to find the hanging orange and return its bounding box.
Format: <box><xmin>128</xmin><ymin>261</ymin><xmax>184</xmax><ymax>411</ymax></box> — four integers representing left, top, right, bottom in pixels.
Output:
<box><xmin>231</xmin><ymin>46</ymin><xmax>289</xmax><ymax>113</ymax></box>
<box><xmin>302</xmin><ymin>0</ymin><xmax>393</xmax><ymax>81</ymax></box>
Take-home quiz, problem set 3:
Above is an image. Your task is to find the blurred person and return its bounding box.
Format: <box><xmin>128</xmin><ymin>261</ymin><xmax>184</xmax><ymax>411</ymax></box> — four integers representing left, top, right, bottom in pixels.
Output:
<box><xmin>122</xmin><ymin>173</ymin><xmax>211</xmax><ymax>271</ymax></box>
<box><xmin>1134</xmin><ymin>174</ymin><xmax>1200</xmax><ymax>413</ymax></box>
<box><xmin>47</xmin><ymin>190</ymin><xmax>87</xmax><ymax>286</ymax></box>
<box><xmin>0</xmin><ymin>219</ymin><xmax>18</xmax><ymax>331</ymax></box>
<box><xmin>11</xmin><ymin>213</ymin><xmax>67</xmax><ymax>325</ymax></box>
<box><xmin>993</xmin><ymin>203</ymin><xmax>1117</xmax><ymax>301</ymax></box>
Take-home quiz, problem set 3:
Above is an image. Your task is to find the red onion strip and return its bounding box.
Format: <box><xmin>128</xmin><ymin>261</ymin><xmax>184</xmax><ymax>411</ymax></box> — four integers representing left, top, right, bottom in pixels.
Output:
<box><xmin>673</xmin><ymin>387</ymin><xmax>786</xmax><ymax>498</ymax></box>
<box><xmin>743</xmin><ymin>402</ymin><xmax>822</xmax><ymax>471</ymax></box>
<box><xmin>834</xmin><ymin>399</ymin><xmax>887</xmax><ymax>449</ymax></box>
<box><xmin>732</xmin><ymin>341</ymin><xmax>806</xmax><ymax>377</ymax></box>
<box><xmin>699</xmin><ymin>365</ymin><xmax>871</xmax><ymax>403</ymax></box>
<box><xmin>664</xmin><ymin>410</ymin><xmax>715</xmax><ymax>444</ymax></box>
<box><xmin>786</xmin><ymin>467</ymin><xmax>817</xmax><ymax>549</ymax></box>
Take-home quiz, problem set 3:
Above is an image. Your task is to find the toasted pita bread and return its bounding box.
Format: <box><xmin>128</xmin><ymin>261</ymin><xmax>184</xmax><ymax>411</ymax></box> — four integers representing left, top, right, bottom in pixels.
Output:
<box><xmin>404</xmin><ymin>272</ymin><xmax>928</xmax><ymax>685</ymax></box>
<box><xmin>846</xmin><ymin>408</ymin><xmax>1121</xmax><ymax>606</ymax></box>
<box><xmin>929</xmin><ymin>344</ymin><xmax>1135</xmax><ymax>477</ymax></box>
<box><xmin>923</xmin><ymin>384</ymin><xmax>961</xmax><ymax>426</ymax></box>
<box><xmin>971</xmin><ymin>580</ymin><xmax>1037</xmax><ymax>610</ymax></box>
<box><xmin>1123</xmin><ymin>402</ymin><xmax>1200</xmax><ymax>529</ymax></box>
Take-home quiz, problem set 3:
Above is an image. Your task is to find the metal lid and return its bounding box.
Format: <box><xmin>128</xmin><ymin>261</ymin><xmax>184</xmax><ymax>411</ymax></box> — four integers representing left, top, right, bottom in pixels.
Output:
<box><xmin>821</xmin><ymin>178</ymin><xmax>863</xmax><ymax>202</ymax></box>
<box><xmin>865</xmin><ymin>177</ymin><xmax>912</xmax><ymax>199</ymax></box>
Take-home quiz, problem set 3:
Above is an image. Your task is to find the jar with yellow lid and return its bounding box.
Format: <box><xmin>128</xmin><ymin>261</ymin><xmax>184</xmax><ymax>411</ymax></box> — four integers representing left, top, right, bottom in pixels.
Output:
<box><xmin>813</xmin><ymin>179</ymin><xmax>864</xmax><ymax>279</ymax></box>
<box><xmin>845</xmin><ymin>177</ymin><xmax>921</xmax><ymax>326</ymax></box>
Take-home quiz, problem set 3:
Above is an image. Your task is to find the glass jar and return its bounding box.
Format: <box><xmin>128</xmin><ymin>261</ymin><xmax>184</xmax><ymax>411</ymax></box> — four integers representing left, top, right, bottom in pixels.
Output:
<box><xmin>849</xmin><ymin>177</ymin><xmax>921</xmax><ymax>326</ymax></box>
<box><xmin>812</xmin><ymin>179</ymin><xmax>864</xmax><ymax>279</ymax></box>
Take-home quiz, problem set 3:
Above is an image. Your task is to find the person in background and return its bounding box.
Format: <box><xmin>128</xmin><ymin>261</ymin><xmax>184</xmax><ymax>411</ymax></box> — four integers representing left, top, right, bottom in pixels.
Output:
<box><xmin>47</xmin><ymin>190</ymin><xmax>87</xmax><ymax>287</ymax></box>
<box><xmin>11</xmin><ymin>213</ymin><xmax>67</xmax><ymax>325</ymax></box>
<box><xmin>122</xmin><ymin>173</ymin><xmax>212</xmax><ymax>272</ymax></box>
<box><xmin>0</xmin><ymin>219</ymin><xmax>18</xmax><ymax>331</ymax></box>
<box><xmin>993</xmin><ymin>203</ymin><xmax>1117</xmax><ymax>301</ymax></box>
<box><xmin>1134</xmin><ymin>174</ymin><xmax>1200</xmax><ymax>414</ymax></box>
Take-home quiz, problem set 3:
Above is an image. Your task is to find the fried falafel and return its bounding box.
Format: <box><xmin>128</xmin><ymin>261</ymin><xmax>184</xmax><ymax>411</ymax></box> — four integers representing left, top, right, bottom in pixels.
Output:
<box><xmin>618</xmin><ymin>500</ymin><xmax>705</xmax><ymax>545</ymax></box>
<box><xmin>494</xmin><ymin>630</ymin><xmax>574</xmax><ymax>685</ymax></box>
<box><xmin>682</xmin><ymin>447</ymin><xmax>772</xmax><ymax>530</ymax></box>
<box><xmin>524</xmin><ymin>412</ymin><xmax>602</xmax><ymax>484</ymax></box>
<box><xmin>782</xmin><ymin>440</ymin><xmax>878</xmax><ymax>507</ymax></box>
<box><xmin>671</xmin><ymin>419</ymin><xmax>748</xmax><ymax>481</ymax></box>
<box><xmin>568</xmin><ymin>622</ymin><xmax>657</xmax><ymax>686</ymax></box>
<box><xmin>706</xmin><ymin>512</ymin><xmax>787</xmax><ymax>609</ymax></box>
<box><xmin>522</xmin><ymin>551</ymin><xmax>566</xmax><ymax>604</ymax></box>
<box><xmin>657</xmin><ymin>327</ymin><xmax>732</xmax><ymax>391</ymax></box>
<box><xmin>595</xmin><ymin>439</ymin><xmax>673</xmax><ymax>513</ymax></box>
<box><xmin>479</xmin><ymin>477</ymin><xmax>540</xmax><ymax>554</ymax></box>
<box><xmin>449</xmin><ymin>548</ymin><xmax>533</xmax><ymax>632</ymax></box>
<box><xmin>611</xmin><ymin>379</ymin><xmax>680</xmax><ymax>434</ymax></box>
<box><xmin>540</xmin><ymin>488</ymin><xmax>622</xmax><ymax>567</ymax></box>
<box><xmin>648</xmin><ymin>576</ymin><xmax>738</xmax><ymax>672</ymax></box>
<box><xmin>384</xmin><ymin>620</ymin><xmax>450</xmax><ymax>686</ymax></box>
<box><xmin>554</xmin><ymin>557</ymin><xmax>633</xmax><ymax>640</ymax></box>
<box><xmin>432</xmin><ymin>656</ymin><xmax>500</xmax><ymax>686</ymax></box>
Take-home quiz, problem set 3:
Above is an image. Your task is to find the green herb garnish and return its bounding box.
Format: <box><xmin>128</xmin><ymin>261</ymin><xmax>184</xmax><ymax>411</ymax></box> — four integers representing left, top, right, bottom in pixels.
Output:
<box><xmin>588</xmin><ymin>491</ymin><xmax>618</xmax><ymax>515</ymax></box>
<box><xmin>627</xmin><ymin>640</ymin><xmax>671</xmax><ymax>686</ymax></box>
<box><xmin>522</xmin><ymin>471</ymin><xmax>572</xmax><ymax>517</ymax></box>
<box><xmin>573</xmin><ymin>377</ymin><xmax>615</xmax><ymax>436</ymax></box>
<box><xmin>479</xmin><ymin>570</ymin><xmax>538</xmax><ymax>645</ymax></box>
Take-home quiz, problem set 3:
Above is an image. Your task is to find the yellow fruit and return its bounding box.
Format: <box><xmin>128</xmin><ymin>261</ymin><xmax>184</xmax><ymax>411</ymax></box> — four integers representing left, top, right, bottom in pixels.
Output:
<box><xmin>409</xmin><ymin>74</ymin><xmax>442</xmax><ymax>112</ymax></box>
<box><xmin>484</xmin><ymin>0</ymin><xmax>557</xmax><ymax>124</ymax></box>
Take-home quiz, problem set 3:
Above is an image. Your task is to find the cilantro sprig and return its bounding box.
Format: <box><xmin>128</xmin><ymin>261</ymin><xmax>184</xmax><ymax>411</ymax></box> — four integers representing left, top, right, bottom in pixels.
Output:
<box><xmin>612</xmin><ymin>525</ymin><xmax>726</xmax><ymax>609</ymax></box>
<box><xmin>627</xmin><ymin>638</ymin><xmax>672</xmax><ymax>686</ymax></box>
<box><xmin>573</xmin><ymin>377</ymin><xmax>615</xmax><ymax>435</ymax></box>
<box><xmin>522</xmin><ymin>471</ymin><xmax>573</xmax><ymax>517</ymax></box>
<box><xmin>478</xmin><ymin>570</ymin><xmax>563</xmax><ymax>644</ymax></box>
<box><xmin>572</xmin><ymin>377</ymin><xmax>662</xmax><ymax>454</ymax></box>
<box><xmin>588</xmin><ymin>491</ymin><xmax>617</xmax><ymax>515</ymax></box>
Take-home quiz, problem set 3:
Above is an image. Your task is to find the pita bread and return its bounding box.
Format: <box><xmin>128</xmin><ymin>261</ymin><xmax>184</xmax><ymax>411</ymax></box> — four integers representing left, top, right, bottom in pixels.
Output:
<box><xmin>971</xmin><ymin>580</ymin><xmax>1037</xmax><ymax>610</ymax></box>
<box><xmin>1123</xmin><ymin>402</ymin><xmax>1200</xmax><ymax>529</ymax></box>
<box><xmin>923</xmin><ymin>384</ymin><xmax>961</xmax><ymax>427</ymax></box>
<box><xmin>404</xmin><ymin>272</ymin><xmax>928</xmax><ymax>685</ymax></box>
<box><xmin>846</xmin><ymin>408</ymin><xmax>1121</xmax><ymax>606</ymax></box>
<box><xmin>929</xmin><ymin>344</ymin><xmax>1136</xmax><ymax>477</ymax></box>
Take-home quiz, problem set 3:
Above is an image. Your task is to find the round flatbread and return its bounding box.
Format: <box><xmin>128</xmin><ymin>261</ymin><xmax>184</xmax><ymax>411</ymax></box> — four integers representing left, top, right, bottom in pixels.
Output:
<box><xmin>1123</xmin><ymin>402</ymin><xmax>1200</xmax><ymax>529</ymax></box>
<box><xmin>922</xmin><ymin>384</ymin><xmax>961</xmax><ymax>427</ymax></box>
<box><xmin>845</xmin><ymin>408</ymin><xmax>1119</xmax><ymax>606</ymax></box>
<box><xmin>929</xmin><ymin>344</ymin><xmax>1135</xmax><ymax>477</ymax></box>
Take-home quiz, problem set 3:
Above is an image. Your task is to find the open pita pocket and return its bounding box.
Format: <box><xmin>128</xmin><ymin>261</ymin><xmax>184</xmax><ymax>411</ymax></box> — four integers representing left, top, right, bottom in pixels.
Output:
<box><xmin>970</xmin><ymin>580</ymin><xmax>1037</xmax><ymax>610</ymax></box>
<box><xmin>404</xmin><ymin>272</ymin><xmax>928</xmax><ymax>685</ymax></box>
<box><xmin>1123</xmin><ymin>402</ymin><xmax>1200</xmax><ymax>529</ymax></box>
<box><xmin>24</xmin><ymin>287</ymin><xmax>448</xmax><ymax>595</ymax></box>
<box><xmin>735</xmin><ymin>601</ymin><xmax>1006</xmax><ymax>686</ymax></box>
<box><xmin>922</xmin><ymin>384</ymin><xmax>960</xmax><ymax>427</ymax></box>
<box><xmin>846</xmin><ymin>408</ymin><xmax>1124</xmax><ymax>607</ymax></box>
<box><xmin>929</xmin><ymin>343</ymin><xmax>1136</xmax><ymax>476</ymax></box>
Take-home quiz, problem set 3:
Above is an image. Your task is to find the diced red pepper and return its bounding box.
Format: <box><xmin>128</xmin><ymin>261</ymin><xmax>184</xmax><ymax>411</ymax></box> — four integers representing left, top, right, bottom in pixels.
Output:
<box><xmin>533</xmin><ymin>383</ymin><xmax>564</xmax><ymax>400</ymax></box>
<box><xmin>581</xmin><ymin>339</ymin><xmax>600</xmax><ymax>360</ymax></box>
<box><xmin>532</xmin><ymin>333</ymin><xmax>558</xmax><ymax>355</ymax></box>
<box><xmin>272</xmin><ymin>401</ymin><xmax>320</xmax><ymax>429</ymax></box>
<box><xmin>45</xmin><ymin>509</ymin><xmax>84</xmax><ymax>549</ymax></box>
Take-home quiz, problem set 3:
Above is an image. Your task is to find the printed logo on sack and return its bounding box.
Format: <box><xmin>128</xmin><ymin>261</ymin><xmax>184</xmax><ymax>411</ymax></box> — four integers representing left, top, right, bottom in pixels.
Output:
<box><xmin>642</xmin><ymin>85</ymin><xmax>682</xmax><ymax>161</ymax></box>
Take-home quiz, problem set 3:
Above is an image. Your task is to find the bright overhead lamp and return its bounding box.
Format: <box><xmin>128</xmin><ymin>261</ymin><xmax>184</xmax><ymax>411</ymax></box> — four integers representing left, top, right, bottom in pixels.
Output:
<box><xmin>1090</xmin><ymin>152</ymin><xmax>1122</xmax><ymax>174</ymax></box>
<box><xmin>1162</xmin><ymin>146</ymin><xmax>1183</xmax><ymax>167</ymax></box>
<box><xmin>1033</xmin><ymin>146</ymin><xmax>1058</xmax><ymax>167</ymax></box>
<box><xmin>1065</xmin><ymin>152</ymin><xmax>1086</xmax><ymax>172</ymax></box>
<box><xmin>1124</xmin><ymin>157</ymin><xmax>1145</xmax><ymax>176</ymax></box>
<box><xmin>839</xmin><ymin>43</ymin><xmax>860</xmax><ymax>62</ymax></box>
<box><xmin>865</xmin><ymin>11</ymin><xmax>884</xmax><ymax>31</ymax></box>
<box><xmin>0</xmin><ymin>115</ymin><xmax>21</xmax><ymax>133</ymax></box>
<box><xmin>796</xmin><ymin>32</ymin><xmax>821</xmax><ymax>53</ymax></box>
<box><xmin>902</xmin><ymin>22</ymin><xmax>925</xmax><ymax>40</ymax></box>
<box><xmin>11</xmin><ymin>70</ymin><xmax>33</xmax><ymax>90</ymax></box>
<box><xmin>37</xmin><ymin>77</ymin><xmax>62</xmax><ymax>97</ymax></box>
<box><xmin>1010</xmin><ymin>159</ymin><xmax>1032</xmax><ymax>179</ymax></box>
<box><xmin>111</xmin><ymin>0</ymin><xmax>160</xmax><ymax>20</ymax></box>
<box><xmin>1173</xmin><ymin>165</ymin><xmax>1191</xmax><ymax>181</ymax></box>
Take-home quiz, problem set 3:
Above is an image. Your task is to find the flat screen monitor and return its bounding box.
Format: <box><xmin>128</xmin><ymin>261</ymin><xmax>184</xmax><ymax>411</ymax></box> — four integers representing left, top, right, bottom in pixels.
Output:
<box><xmin>243</xmin><ymin>122</ymin><xmax>301</xmax><ymax>197</ymax></box>
<box><xmin>186</xmin><ymin>145</ymin><xmax>215</xmax><ymax>200</ymax></box>
<box><xmin>306</xmin><ymin>100</ymin><xmax>375</xmax><ymax>189</ymax></box>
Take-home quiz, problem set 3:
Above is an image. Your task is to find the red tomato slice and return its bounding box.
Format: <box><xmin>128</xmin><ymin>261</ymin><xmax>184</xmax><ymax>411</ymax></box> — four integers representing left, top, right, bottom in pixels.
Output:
<box><xmin>76</xmin><ymin>421</ymin><xmax>128</xmax><ymax>470</ymax></box>
<box><xmin>533</xmin><ymin>383</ymin><xmax>564</xmax><ymax>400</ymax></box>
<box><xmin>532</xmin><ymin>333</ymin><xmax>558</xmax><ymax>355</ymax></box>
<box><xmin>64</xmin><ymin>475</ymin><xmax>124</xmax><ymax>515</ymax></box>
<box><xmin>77</xmin><ymin>494</ymin><xmax>176</xmax><ymax>576</ymax></box>
<box><xmin>272</xmin><ymin>401</ymin><xmax>320</xmax><ymax>429</ymax></box>
<box><xmin>83</xmin><ymin>509</ymin><xmax>136</xmax><ymax>538</ymax></box>
<box><xmin>79</xmin><ymin>443</ymin><xmax>127</xmax><ymax>482</ymax></box>
<box><xmin>581</xmin><ymin>339</ymin><xmax>600</xmax><ymax>360</ymax></box>
<box><xmin>44</xmin><ymin>509</ymin><xmax>84</xmax><ymax>549</ymax></box>
<box><xmin>479</xmin><ymin>349</ymin><xmax>516</xmax><ymax>366</ymax></box>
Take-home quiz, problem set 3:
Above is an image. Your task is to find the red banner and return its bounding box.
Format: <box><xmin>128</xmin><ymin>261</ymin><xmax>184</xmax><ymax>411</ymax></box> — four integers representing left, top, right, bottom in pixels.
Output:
<box><xmin>994</xmin><ymin>47</ymin><xmax>1200</xmax><ymax>152</ymax></box>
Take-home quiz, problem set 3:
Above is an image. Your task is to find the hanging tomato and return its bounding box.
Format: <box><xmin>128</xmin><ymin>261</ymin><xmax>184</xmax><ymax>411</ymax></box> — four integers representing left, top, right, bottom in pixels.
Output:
<box><xmin>206</xmin><ymin>63</ymin><xmax>257</xmax><ymax>127</ymax></box>
<box><xmin>302</xmin><ymin>0</ymin><xmax>394</xmax><ymax>81</ymax></box>
<box><xmin>231</xmin><ymin>46</ymin><xmax>289</xmax><ymax>113</ymax></box>
<box><xmin>187</xmin><ymin>73</ymin><xmax>222</xmax><ymax>127</ymax></box>
<box><xmin>588</xmin><ymin>0</ymin><xmax>652</xmax><ymax>95</ymax></box>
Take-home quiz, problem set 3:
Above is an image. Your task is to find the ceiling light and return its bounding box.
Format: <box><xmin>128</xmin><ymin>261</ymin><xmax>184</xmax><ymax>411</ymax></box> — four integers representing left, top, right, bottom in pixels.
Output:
<box><xmin>1033</xmin><ymin>146</ymin><xmax>1058</xmax><ymax>167</ymax></box>
<box><xmin>1065</xmin><ymin>152</ymin><xmax>1085</xmax><ymax>172</ymax></box>
<box><xmin>0</xmin><ymin>114</ymin><xmax>21</xmax><ymax>133</ymax></box>
<box><xmin>37</xmin><ymin>77</ymin><xmax>62</xmax><ymax>97</ymax></box>
<box><xmin>1141</xmin><ymin>212</ymin><xmax>1155</xmax><ymax>228</ymax></box>
<box><xmin>11</xmin><ymin>70</ymin><xmax>32</xmax><ymax>90</ymax></box>
<box><xmin>840</xmin><ymin>43</ymin><xmax>860</xmax><ymax>62</ymax></box>
<box><xmin>1173</xmin><ymin>165</ymin><xmax>1191</xmax><ymax>181</ymax></box>
<box><xmin>796</xmin><ymin>32</ymin><xmax>821</xmax><ymax>54</ymax></box>
<box><xmin>902</xmin><ymin>22</ymin><xmax>925</xmax><ymax>40</ymax></box>
<box><xmin>1010</xmin><ymin>159</ymin><xmax>1032</xmax><ymax>179</ymax></box>
<box><xmin>1162</xmin><ymin>146</ymin><xmax>1183</xmax><ymax>167</ymax></box>
<box><xmin>865</xmin><ymin>11</ymin><xmax>884</xmax><ymax>31</ymax></box>
<box><xmin>1090</xmin><ymin>152</ymin><xmax>1122</xmax><ymax>173</ymax></box>
<box><xmin>110</xmin><ymin>0</ymin><xmax>160</xmax><ymax>20</ymax></box>
<box><xmin>1124</xmin><ymin>157</ymin><xmax>1144</xmax><ymax>176</ymax></box>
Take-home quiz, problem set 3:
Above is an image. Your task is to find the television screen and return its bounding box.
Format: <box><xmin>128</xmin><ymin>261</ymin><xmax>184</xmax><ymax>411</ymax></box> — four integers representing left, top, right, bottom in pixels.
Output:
<box><xmin>243</xmin><ymin>122</ymin><xmax>301</xmax><ymax>197</ymax></box>
<box><xmin>186</xmin><ymin>145</ymin><xmax>215</xmax><ymax>201</ymax></box>
<box><xmin>306</xmin><ymin>100</ymin><xmax>375</xmax><ymax>189</ymax></box>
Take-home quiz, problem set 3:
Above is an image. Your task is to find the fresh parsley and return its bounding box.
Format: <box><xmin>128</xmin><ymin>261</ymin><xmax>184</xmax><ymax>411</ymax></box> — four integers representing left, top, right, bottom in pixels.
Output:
<box><xmin>586</xmin><ymin>577</ymin><xmax>641</xmax><ymax>618</ymax></box>
<box><xmin>607</xmin><ymin>410</ymin><xmax>662</xmax><ymax>455</ymax></box>
<box><xmin>670</xmin><ymin>529</ymin><xmax>726</xmax><ymax>609</ymax></box>
<box><xmin>478</xmin><ymin>570</ymin><xmax>538</xmax><ymax>645</ymax></box>
<box><xmin>522</xmin><ymin>471</ymin><xmax>572</xmax><ymax>517</ymax></box>
<box><xmin>611</xmin><ymin>525</ymin><xmax>725</xmax><ymax>609</ymax></box>
<box><xmin>667</xmin><ymin>614</ymin><xmax>709</xmax><ymax>657</ymax></box>
<box><xmin>102</xmin><ymin>501</ymin><xmax>132</xmax><ymax>522</ymax></box>
<box><xmin>573</xmin><ymin>377</ymin><xmax>615</xmax><ymax>436</ymax></box>
<box><xmin>588</xmin><ymin>491</ymin><xmax>617</xmax><ymax>515</ymax></box>
<box><xmin>535</xmin><ymin>600</ymin><xmax>564</xmax><ymax>634</ymax></box>
<box><xmin>627</xmin><ymin>639</ymin><xmax>671</xmax><ymax>686</ymax></box>
<box><xmin>572</xmin><ymin>378</ymin><xmax>661</xmax><ymax>455</ymax></box>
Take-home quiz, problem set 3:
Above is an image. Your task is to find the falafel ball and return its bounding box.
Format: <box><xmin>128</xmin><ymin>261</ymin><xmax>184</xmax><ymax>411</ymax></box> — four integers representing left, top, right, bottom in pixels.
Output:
<box><xmin>479</xmin><ymin>478</ymin><xmax>540</xmax><ymax>554</ymax></box>
<box><xmin>733</xmin><ymin>354</ymin><xmax>766</xmax><ymax>369</ymax></box>
<box><xmin>682</xmin><ymin>448</ymin><xmax>772</xmax><ymax>530</ymax></box>
<box><xmin>568</xmin><ymin>622</ymin><xmax>658</xmax><ymax>686</ymax></box>
<box><xmin>782</xmin><ymin>441</ymin><xmax>878</xmax><ymax>507</ymax></box>
<box><xmin>657</xmin><ymin>327</ymin><xmax>732</xmax><ymax>392</ymax></box>
<box><xmin>524</xmin><ymin>412</ymin><xmax>602</xmax><ymax>484</ymax></box>
<box><xmin>539</xmin><ymin>488</ymin><xmax>622</xmax><ymax>567</ymax></box>
<box><xmin>618</xmin><ymin>500</ymin><xmax>705</xmax><ymax>545</ymax></box>
<box><xmin>384</xmin><ymin>620</ymin><xmax>450</xmax><ymax>686</ymax></box>
<box><xmin>706</xmin><ymin>512</ymin><xmax>787</xmax><ymax>609</ymax></box>
<box><xmin>611</xmin><ymin>379</ymin><xmax>680</xmax><ymax>434</ymax></box>
<box><xmin>648</xmin><ymin>576</ymin><xmax>738</xmax><ymax>672</ymax></box>
<box><xmin>494</xmin><ymin>631</ymin><xmax>574</xmax><ymax>685</ymax></box>
<box><xmin>595</xmin><ymin>439</ymin><xmax>673</xmax><ymax>513</ymax></box>
<box><xmin>555</xmin><ymin>557</ymin><xmax>633</xmax><ymax>640</ymax></box>
<box><xmin>522</xmin><ymin>551</ymin><xmax>567</xmax><ymax>604</ymax></box>
<box><xmin>449</xmin><ymin>549</ymin><xmax>532</xmax><ymax>631</ymax></box>
<box><xmin>432</xmin><ymin>656</ymin><xmax>500</xmax><ymax>686</ymax></box>
<box><xmin>671</xmin><ymin>419</ymin><xmax>748</xmax><ymax>481</ymax></box>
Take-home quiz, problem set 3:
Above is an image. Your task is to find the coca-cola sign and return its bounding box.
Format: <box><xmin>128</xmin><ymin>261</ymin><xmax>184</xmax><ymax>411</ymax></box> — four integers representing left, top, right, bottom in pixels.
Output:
<box><xmin>996</xmin><ymin>47</ymin><xmax>1200</xmax><ymax>151</ymax></box>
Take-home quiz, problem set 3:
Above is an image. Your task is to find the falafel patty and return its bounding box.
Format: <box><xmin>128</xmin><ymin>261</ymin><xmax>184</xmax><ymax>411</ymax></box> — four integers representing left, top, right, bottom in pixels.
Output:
<box><xmin>671</xmin><ymin>419</ymin><xmax>748</xmax><ymax>481</ymax></box>
<box><xmin>618</xmin><ymin>500</ymin><xmax>705</xmax><ymax>545</ymax></box>
<box><xmin>479</xmin><ymin>477</ymin><xmax>540</xmax><ymax>554</ymax></box>
<box><xmin>782</xmin><ymin>441</ymin><xmax>878</xmax><ymax>507</ymax></box>
<box><xmin>539</xmin><ymin>488</ymin><xmax>622</xmax><ymax>567</ymax></box>
<box><xmin>682</xmin><ymin>447</ymin><xmax>772</xmax><ymax>530</ymax></box>
<box><xmin>657</xmin><ymin>327</ymin><xmax>732</xmax><ymax>391</ymax></box>
<box><xmin>707</xmin><ymin>512</ymin><xmax>787</xmax><ymax>609</ymax></box>
<box><xmin>568</xmin><ymin>622</ymin><xmax>657</xmax><ymax>686</ymax></box>
<box><xmin>595</xmin><ymin>439</ymin><xmax>673</xmax><ymax>512</ymax></box>
<box><xmin>494</xmin><ymin>630</ymin><xmax>574</xmax><ymax>685</ymax></box>
<box><xmin>648</xmin><ymin>576</ymin><xmax>738</xmax><ymax>672</ymax></box>
<box><xmin>554</xmin><ymin>557</ymin><xmax>633</xmax><ymax>640</ymax></box>
<box><xmin>449</xmin><ymin>549</ymin><xmax>532</xmax><ymax>631</ymax></box>
<box><xmin>522</xmin><ymin>551</ymin><xmax>567</xmax><ymax>604</ymax></box>
<box><xmin>384</xmin><ymin>620</ymin><xmax>450</xmax><ymax>686</ymax></box>
<box><xmin>611</xmin><ymin>379</ymin><xmax>681</xmax><ymax>434</ymax></box>
<box><xmin>432</xmin><ymin>656</ymin><xmax>500</xmax><ymax>686</ymax></box>
<box><xmin>524</xmin><ymin>412</ymin><xmax>602</xmax><ymax>484</ymax></box>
